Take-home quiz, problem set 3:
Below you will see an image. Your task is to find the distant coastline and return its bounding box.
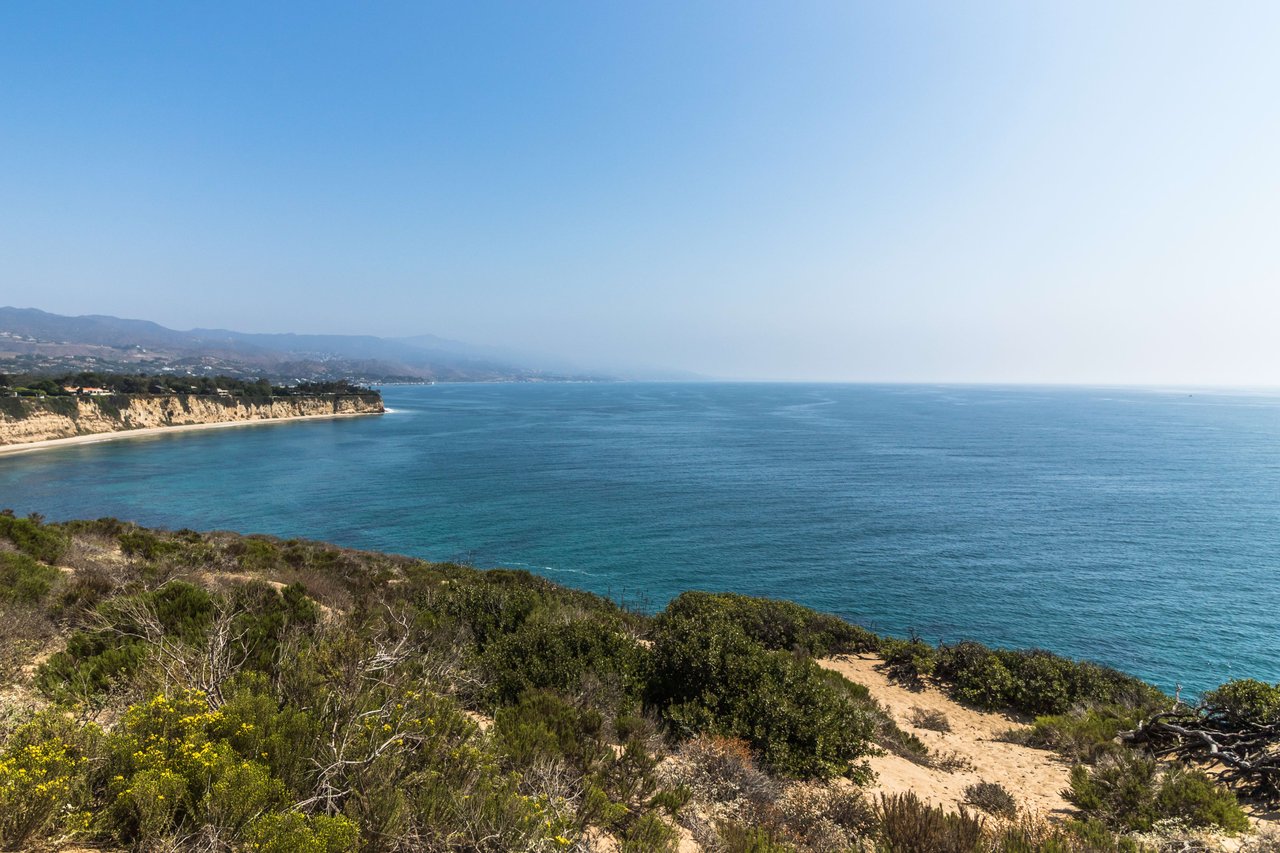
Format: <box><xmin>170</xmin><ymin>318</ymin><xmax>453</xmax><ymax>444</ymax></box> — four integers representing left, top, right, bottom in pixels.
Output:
<box><xmin>0</xmin><ymin>408</ymin><xmax>382</xmax><ymax>456</ymax></box>
<box><xmin>0</xmin><ymin>385</ymin><xmax>384</xmax><ymax>454</ymax></box>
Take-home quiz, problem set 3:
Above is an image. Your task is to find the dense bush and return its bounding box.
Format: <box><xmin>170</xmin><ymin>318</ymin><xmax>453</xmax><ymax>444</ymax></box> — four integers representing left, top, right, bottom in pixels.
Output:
<box><xmin>1067</xmin><ymin>753</ymin><xmax>1249</xmax><ymax>833</ymax></box>
<box><xmin>1017</xmin><ymin>705</ymin><xmax>1146</xmax><ymax>763</ymax></box>
<box><xmin>495</xmin><ymin>689</ymin><xmax>611</xmax><ymax>775</ymax></box>
<box><xmin>36</xmin><ymin>629</ymin><xmax>147</xmax><ymax>702</ymax></box>
<box><xmin>875</xmin><ymin>791</ymin><xmax>986</xmax><ymax>853</ymax></box>
<box><xmin>118</xmin><ymin>528</ymin><xmax>184</xmax><ymax>561</ymax></box>
<box><xmin>244</xmin><ymin>811</ymin><xmax>360</xmax><ymax>853</ymax></box>
<box><xmin>480</xmin><ymin>616</ymin><xmax>650</xmax><ymax>707</ymax></box>
<box><xmin>418</xmin><ymin>565</ymin><xmax>636</xmax><ymax>649</ymax></box>
<box><xmin>661</xmin><ymin>591</ymin><xmax>878</xmax><ymax>656</ymax></box>
<box><xmin>227</xmin><ymin>536</ymin><xmax>285</xmax><ymax>574</ymax></box>
<box><xmin>0</xmin><ymin>712</ymin><xmax>97</xmax><ymax>849</ymax></box>
<box><xmin>884</xmin><ymin>637</ymin><xmax>1165</xmax><ymax>718</ymax></box>
<box><xmin>647</xmin><ymin>606</ymin><xmax>877</xmax><ymax>779</ymax></box>
<box><xmin>0</xmin><ymin>511</ymin><xmax>68</xmax><ymax>563</ymax></box>
<box><xmin>1203</xmin><ymin>679</ymin><xmax>1280</xmax><ymax>725</ymax></box>
<box><xmin>0</xmin><ymin>551</ymin><xmax>59</xmax><ymax>603</ymax></box>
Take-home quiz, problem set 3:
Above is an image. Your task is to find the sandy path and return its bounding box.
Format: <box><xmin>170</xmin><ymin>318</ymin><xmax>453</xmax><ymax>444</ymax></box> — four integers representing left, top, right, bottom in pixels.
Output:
<box><xmin>819</xmin><ymin>654</ymin><xmax>1076</xmax><ymax>820</ymax></box>
<box><xmin>0</xmin><ymin>411</ymin><xmax>381</xmax><ymax>457</ymax></box>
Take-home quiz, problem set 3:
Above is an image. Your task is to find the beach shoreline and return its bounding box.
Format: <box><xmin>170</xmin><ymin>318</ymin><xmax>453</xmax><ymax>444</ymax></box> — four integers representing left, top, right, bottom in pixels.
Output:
<box><xmin>0</xmin><ymin>410</ymin><xmax>382</xmax><ymax>457</ymax></box>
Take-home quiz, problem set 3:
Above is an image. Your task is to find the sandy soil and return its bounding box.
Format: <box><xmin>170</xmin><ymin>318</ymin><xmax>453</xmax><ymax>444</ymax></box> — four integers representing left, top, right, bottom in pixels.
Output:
<box><xmin>818</xmin><ymin>653</ymin><xmax>1077</xmax><ymax>820</ymax></box>
<box><xmin>0</xmin><ymin>411</ymin><xmax>381</xmax><ymax>457</ymax></box>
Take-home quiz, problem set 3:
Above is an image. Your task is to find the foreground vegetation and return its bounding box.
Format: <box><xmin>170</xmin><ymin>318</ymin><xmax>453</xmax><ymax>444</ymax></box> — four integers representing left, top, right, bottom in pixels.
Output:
<box><xmin>0</xmin><ymin>512</ymin><xmax>1274</xmax><ymax>851</ymax></box>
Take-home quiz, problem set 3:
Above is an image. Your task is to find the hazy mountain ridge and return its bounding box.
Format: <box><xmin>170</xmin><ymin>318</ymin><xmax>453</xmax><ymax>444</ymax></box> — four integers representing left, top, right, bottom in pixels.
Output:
<box><xmin>0</xmin><ymin>307</ymin><xmax>606</xmax><ymax>383</ymax></box>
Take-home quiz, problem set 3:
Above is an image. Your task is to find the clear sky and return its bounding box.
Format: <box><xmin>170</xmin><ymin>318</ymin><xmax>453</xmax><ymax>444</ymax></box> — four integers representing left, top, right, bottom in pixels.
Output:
<box><xmin>2</xmin><ymin>2</ymin><xmax>1277</xmax><ymax>382</ymax></box>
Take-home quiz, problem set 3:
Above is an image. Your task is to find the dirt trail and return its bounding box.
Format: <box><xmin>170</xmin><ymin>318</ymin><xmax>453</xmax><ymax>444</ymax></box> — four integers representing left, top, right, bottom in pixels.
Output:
<box><xmin>819</xmin><ymin>653</ymin><xmax>1076</xmax><ymax>820</ymax></box>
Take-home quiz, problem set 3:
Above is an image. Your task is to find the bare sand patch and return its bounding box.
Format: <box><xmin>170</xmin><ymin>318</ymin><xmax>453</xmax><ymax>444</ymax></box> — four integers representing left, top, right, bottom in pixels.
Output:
<box><xmin>819</xmin><ymin>653</ymin><xmax>1076</xmax><ymax>820</ymax></box>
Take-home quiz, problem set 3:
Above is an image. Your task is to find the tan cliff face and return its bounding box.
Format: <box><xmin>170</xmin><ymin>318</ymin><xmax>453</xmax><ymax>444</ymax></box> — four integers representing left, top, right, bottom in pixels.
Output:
<box><xmin>0</xmin><ymin>394</ymin><xmax>384</xmax><ymax>446</ymax></box>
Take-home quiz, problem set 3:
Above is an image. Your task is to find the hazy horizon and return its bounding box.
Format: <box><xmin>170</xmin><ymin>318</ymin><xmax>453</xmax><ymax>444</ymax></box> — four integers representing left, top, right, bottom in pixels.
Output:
<box><xmin>3</xmin><ymin>3</ymin><xmax>1278</xmax><ymax>384</ymax></box>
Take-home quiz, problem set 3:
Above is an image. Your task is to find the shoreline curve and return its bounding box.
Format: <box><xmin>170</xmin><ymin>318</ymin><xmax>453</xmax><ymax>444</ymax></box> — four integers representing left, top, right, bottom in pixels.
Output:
<box><xmin>0</xmin><ymin>411</ymin><xmax>382</xmax><ymax>458</ymax></box>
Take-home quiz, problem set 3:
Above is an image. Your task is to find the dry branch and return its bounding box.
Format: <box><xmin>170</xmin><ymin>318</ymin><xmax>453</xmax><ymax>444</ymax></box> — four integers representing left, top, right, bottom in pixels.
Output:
<box><xmin>1123</xmin><ymin>706</ymin><xmax>1280</xmax><ymax>802</ymax></box>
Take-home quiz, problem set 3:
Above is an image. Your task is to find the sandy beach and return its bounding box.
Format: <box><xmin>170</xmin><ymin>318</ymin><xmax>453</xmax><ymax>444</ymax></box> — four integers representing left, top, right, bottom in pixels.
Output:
<box><xmin>0</xmin><ymin>410</ymin><xmax>381</xmax><ymax>457</ymax></box>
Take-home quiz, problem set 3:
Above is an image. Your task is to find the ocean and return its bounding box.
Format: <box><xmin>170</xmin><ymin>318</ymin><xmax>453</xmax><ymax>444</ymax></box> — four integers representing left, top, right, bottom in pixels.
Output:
<box><xmin>3</xmin><ymin>382</ymin><xmax>1278</xmax><ymax>694</ymax></box>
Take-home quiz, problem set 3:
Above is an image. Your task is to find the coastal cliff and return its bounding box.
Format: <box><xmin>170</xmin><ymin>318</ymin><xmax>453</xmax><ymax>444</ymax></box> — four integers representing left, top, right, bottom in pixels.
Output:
<box><xmin>0</xmin><ymin>392</ymin><xmax>383</xmax><ymax>446</ymax></box>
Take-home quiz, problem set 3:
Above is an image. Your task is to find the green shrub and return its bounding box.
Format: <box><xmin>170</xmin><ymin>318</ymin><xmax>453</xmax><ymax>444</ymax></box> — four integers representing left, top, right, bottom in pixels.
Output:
<box><xmin>229</xmin><ymin>536</ymin><xmax>284</xmax><ymax>573</ymax></box>
<box><xmin>216</xmin><ymin>675</ymin><xmax>321</xmax><ymax>796</ymax></box>
<box><xmin>647</xmin><ymin>609</ymin><xmax>877</xmax><ymax>779</ymax></box>
<box><xmin>998</xmin><ymin>651</ymin><xmax>1162</xmax><ymax>717</ymax></box>
<box><xmin>423</xmin><ymin>566</ymin><xmax>631</xmax><ymax>649</ymax></box>
<box><xmin>621</xmin><ymin>813</ymin><xmax>678</xmax><ymax>852</ymax></box>
<box><xmin>1203</xmin><ymin>679</ymin><xmax>1280</xmax><ymax>724</ymax></box>
<box><xmin>661</xmin><ymin>591</ymin><xmax>878</xmax><ymax>656</ymax></box>
<box><xmin>924</xmin><ymin>641</ymin><xmax>1164</xmax><ymax>717</ymax></box>
<box><xmin>202</xmin><ymin>758</ymin><xmax>287</xmax><ymax>835</ymax></box>
<box><xmin>113</xmin><ymin>767</ymin><xmax>186</xmax><ymax>844</ymax></box>
<box><xmin>62</xmin><ymin>580</ymin><xmax>213</xmax><ymax>646</ymax></box>
<box><xmin>1018</xmin><ymin>706</ymin><xmax>1142</xmax><ymax>763</ymax></box>
<box><xmin>0</xmin><ymin>712</ymin><xmax>97</xmax><ymax>848</ymax></box>
<box><xmin>935</xmin><ymin>642</ymin><xmax>1016</xmax><ymax>710</ymax></box>
<box><xmin>1004</xmin><ymin>652</ymin><xmax>1073</xmax><ymax>716</ymax></box>
<box><xmin>0</xmin><ymin>512</ymin><xmax>68</xmax><ymax>563</ymax></box>
<box><xmin>1067</xmin><ymin>753</ymin><xmax>1248</xmax><ymax>833</ymax></box>
<box><xmin>119</xmin><ymin>529</ymin><xmax>183</xmax><ymax>561</ymax></box>
<box><xmin>0</xmin><ymin>551</ymin><xmax>59</xmax><ymax>603</ymax></box>
<box><xmin>480</xmin><ymin>616</ymin><xmax>649</xmax><ymax>707</ymax></box>
<box><xmin>228</xmin><ymin>581</ymin><xmax>320</xmax><ymax>673</ymax></box>
<box><xmin>875</xmin><ymin>791</ymin><xmax>985</xmax><ymax>853</ymax></box>
<box><xmin>494</xmin><ymin>689</ymin><xmax>609</xmax><ymax>774</ymax></box>
<box><xmin>101</xmin><ymin>690</ymin><xmax>229</xmax><ymax>839</ymax></box>
<box><xmin>881</xmin><ymin>636</ymin><xmax>938</xmax><ymax>685</ymax></box>
<box><xmin>40</xmin><ymin>580</ymin><xmax>222</xmax><ymax>703</ymax></box>
<box><xmin>245</xmin><ymin>811</ymin><xmax>360</xmax><ymax>853</ymax></box>
<box><xmin>36</xmin><ymin>629</ymin><xmax>147</xmax><ymax>702</ymax></box>
<box><xmin>1155</xmin><ymin>767</ymin><xmax>1250</xmax><ymax>833</ymax></box>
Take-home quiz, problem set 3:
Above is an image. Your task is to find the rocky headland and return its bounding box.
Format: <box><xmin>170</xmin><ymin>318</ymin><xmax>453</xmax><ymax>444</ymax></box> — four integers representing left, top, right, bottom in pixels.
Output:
<box><xmin>0</xmin><ymin>391</ymin><xmax>384</xmax><ymax>449</ymax></box>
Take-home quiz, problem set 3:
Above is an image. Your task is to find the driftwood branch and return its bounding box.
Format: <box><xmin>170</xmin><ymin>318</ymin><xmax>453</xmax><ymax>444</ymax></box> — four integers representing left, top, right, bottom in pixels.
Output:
<box><xmin>1123</xmin><ymin>705</ymin><xmax>1280</xmax><ymax>802</ymax></box>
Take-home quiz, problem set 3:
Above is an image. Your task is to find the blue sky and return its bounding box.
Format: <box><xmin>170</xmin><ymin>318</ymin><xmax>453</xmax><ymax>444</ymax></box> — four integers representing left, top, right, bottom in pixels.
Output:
<box><xmin>2</xmin><ymin>2</ymin><xmax>1277</xmax><ymax>382</ymax></box>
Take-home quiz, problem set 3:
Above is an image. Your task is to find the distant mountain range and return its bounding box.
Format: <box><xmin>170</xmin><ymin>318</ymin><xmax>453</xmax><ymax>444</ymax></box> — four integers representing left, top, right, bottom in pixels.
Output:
<box><xmin>0</xmin><ymin>307</ymin><xmax>608</xmax><ymax>383</ymax></box>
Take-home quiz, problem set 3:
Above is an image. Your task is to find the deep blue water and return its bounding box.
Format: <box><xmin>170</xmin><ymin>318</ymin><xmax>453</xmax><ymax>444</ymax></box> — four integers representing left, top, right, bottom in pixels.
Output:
<box><xmin>3</xmin><ymin>383</ymin><xmax>1279</xmax><ymax>694</ymax></box>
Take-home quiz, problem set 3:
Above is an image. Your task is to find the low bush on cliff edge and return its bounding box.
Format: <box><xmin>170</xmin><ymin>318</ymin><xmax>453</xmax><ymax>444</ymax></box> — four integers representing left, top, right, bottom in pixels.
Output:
<box><xmin>881</xmin><ymin>635</ymin><xmax>1165</xmax><ymax>719</ymax></box>
<box><xmin>0</xmin><ymin>511</ymin><xmax>68</xmax><ymax>563</ymax></box>
<box><xmin>647</xmin><ymin>601</ymin><xmax>878</xmax><ymax>780</ymax></box>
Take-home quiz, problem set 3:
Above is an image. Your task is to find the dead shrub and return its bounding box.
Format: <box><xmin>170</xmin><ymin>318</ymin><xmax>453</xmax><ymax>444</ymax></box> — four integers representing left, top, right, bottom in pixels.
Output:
<box><xmin>776</xmin><ymin>783</ymin><xmax>875</xmax><ymax>849</ymax></box>
<box><xmin>909</xmin><ymin>706</ymin><xmax>952</xmax><ymax>733</ymax></box>
<box><xmin>962</xmin><ymin>781</ymin><xmax>1018</xmax><ymax>818</ymax></box>
<box><xmin>919</xmin><ymin>749</ymin><xmax>973</xmax><ymax>773</ymax></box>
<box><xmin>673</xmin><ymin>735</ymin><xmax>777</xmax><ymax>809</ymax></box>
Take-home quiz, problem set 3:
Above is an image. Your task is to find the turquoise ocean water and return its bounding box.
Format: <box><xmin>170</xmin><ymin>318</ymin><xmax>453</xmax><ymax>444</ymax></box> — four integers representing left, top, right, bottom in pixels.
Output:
<box><xmin>3</xmin><ymin>383</ymin><xmax>1278</xmax><ymax>693</ymax></box>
